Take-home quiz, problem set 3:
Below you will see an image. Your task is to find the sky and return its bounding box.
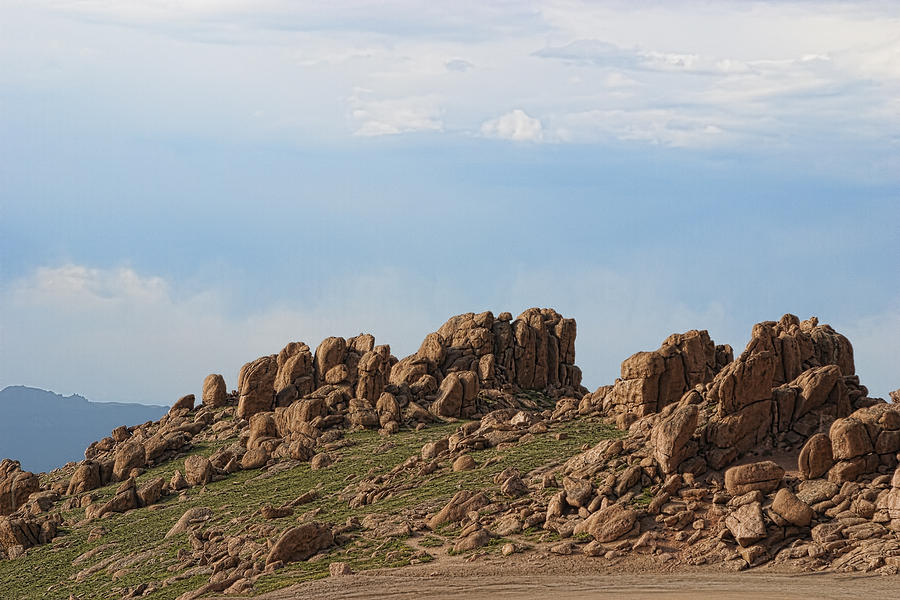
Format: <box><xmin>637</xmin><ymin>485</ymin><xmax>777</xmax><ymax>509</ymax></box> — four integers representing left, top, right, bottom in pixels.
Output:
<box><xmin>0</xmin><ymin>0</ymin><xmax>898</xmax><ymax>405</ymax></box>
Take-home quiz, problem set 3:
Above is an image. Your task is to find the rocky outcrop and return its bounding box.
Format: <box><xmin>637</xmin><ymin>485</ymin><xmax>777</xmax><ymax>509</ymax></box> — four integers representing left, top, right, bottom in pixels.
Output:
<box><xmin>605</xmin><ymin>330</ymin><xmax>730</xmax><ymax>418</ymax></box>
<box><xmin>391</xmin><ymin>309</ymin><xmax>585</xmax><ymax>418</ymax></box>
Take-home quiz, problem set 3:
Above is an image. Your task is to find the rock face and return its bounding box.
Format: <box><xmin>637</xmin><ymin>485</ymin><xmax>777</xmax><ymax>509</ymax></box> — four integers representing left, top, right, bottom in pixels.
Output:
<box><xmin>0</xmin><ymin>460</ymin><xmax>39</xmax><ymax>516</ymax></box>
<box><xmin>606</xmin><ymin>330</ymin><xmax>729</xmax><ymax>418</ymax></box>
<box><xmin>183</xmin><ymin>456</ymin><xmax>214</xmax><ymax>487</ymax></box>
<box><xmin>266</xmin><ymin>522</ymin><xmax>333</xmax><ymax>564</ymax></box>
<box><xmin>391</xmin><ymin>308</ymin><xmax>585</xmax><ymax>417</ymax></box>
<box><xmin>237</xmin><ymin>355</ymin><xmax>278</xmax><ymax>419</ymax></box>
<box><xmin>202</xmin><ymin>374</ymin><xmax>227</xmax><ymax>407</ymax></box>
<box><xmin>0</xmin><ymin>515</ymin><xmax>56</xmax><ymax>553</ymax></box>
<box><xmin>771</xmin><ymin>488</ymin><xmax>813</xmax><ymax>527</ymax></box>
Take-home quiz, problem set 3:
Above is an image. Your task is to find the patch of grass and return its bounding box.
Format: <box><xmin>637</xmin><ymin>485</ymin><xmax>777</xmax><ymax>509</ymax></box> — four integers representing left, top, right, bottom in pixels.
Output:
<box><xmin>418</xmin><ymin>535</ymin><xmax>446</xmax><ymax>548</ymax></box>
<box><xmin>632</xmin><ymin>486</ymin><xmax>654</xmax><ymax>508</ymax></box>
<box><xmin>0</xmin><ymin>417</ymin><xmax>623</xmax><ymax>600</ymax></box>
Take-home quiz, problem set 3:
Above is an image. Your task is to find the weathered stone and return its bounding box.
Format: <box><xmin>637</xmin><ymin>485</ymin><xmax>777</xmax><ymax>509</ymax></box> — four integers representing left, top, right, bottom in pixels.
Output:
<box><xmin>112</xmin><ymin>441</ymin><xmax>146</xmax><ymax>482</ymax></box>
<box><xmin>573</xmin><ymin>505</ymin><xmax>638</xmax><ymax>543</ymax></box>
<box><xmin>771</xmin><ymin>488</ymin><xmax>813</xmax><ymax>527</ymax></box>
<box><xmin>798</xmin><ymin>433</ymin><xmax>834</xmax><ymax>480</ymax></box>
<box><xmin>170</xmin><ymin>394</ymin><xmax>195</xmax><ymax>413</ymax></box>
<box><xmin>724</xmin><ymin>461</ymin><xmax>784</xmax><ymax>496</ymax></box>
<box><xmin>237</xmin><ymin>355</ymin><xmax>277</xmax><ymax>419</ymax></box>
<box><xmin>652</xmin><ymin>404</ymin><xmax>699</xmax><ymax>474</ymax></box>
<box><xmin>165</xmin><ymin>507</ymin><xmax>212</xmax><ymax>538</ymax></box>
<box><xmin>725</xmin><ymin>502</ymin><xmax>766</xmax><ymax>547</ymax></box>
<box><xmin>202</xmin><ymin>374</ymin><xmax>227</xmax><ymax>407</ymax></box>
<box><xmin>266</xmin><ymin>522</ymin><xmax>333</xmax><ymax>565</ymax></box>
<box><xmin>67</xmin><ymin>462</ymin><xmax>101</xmax><ymax>495</ymax></box>
<box><xmin>183</xmin><ymin>455</ymin><xmax>213</xmax><ymax>486</ymax></box>
<box><xmin>830</xmin><ymin>418</ymin><xmax>873</xmax><ymax>460</ymax></box>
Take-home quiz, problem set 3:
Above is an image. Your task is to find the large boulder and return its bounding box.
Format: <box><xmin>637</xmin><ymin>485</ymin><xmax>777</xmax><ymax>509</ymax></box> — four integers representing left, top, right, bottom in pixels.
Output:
<box><xmin>0</xmin><ymin>460</ymin><xmax>40</xmax><ymax>516</ymax></box>
<box><xmin>607</xmin><ymin>330</ymin><xmax>724</xmax><ymax>417</ymax></box>
<box><xmin>183</xmin><ymin>455</ymin><xmax>214</xmax><ymax>487</ymax></box>
<box><xmin>67</xmin><ymin>461</ymin><xmax>101</xmax><ymax>495</ymax></box>
<box><xmin>573</xmin><ymin>505</ymin><xmax>638</xmax><ymax>543</ymax></box>
<box><xmin>771</xmin><ymin>488</ymin><xmax>813</xmax><ymax>527</ymax></box>
<box><xmin>430</xmin><ymin>371</ymin><xmax>479</xmax><ymax>418</ymax></box>
<box><xmin>274</xmin><ymin>342</ymin><xmax>315</xmax><ymax>405</ymax></box>
<box><xmin>798</xmin><ymin>433</ymin><xmax>834</xmax><ymax>480</ymax></box>
<box><xmin>266</xmin><ymin>522</ymin><xmax>333</xmax><ymax>565</ymax></box>
<box><xmin>0</xmin><ymin>516</ymin><xmax>46</xmax><ymax>552</ymax></box>
<box><xmin>724</xmin><ymin>461</ymin><xmax>784</xmax><ymax>496</ymax></box>
<box><xmin>169</xmin><ymin>394</ymin><xmax>195</xmax><ymax>413</ymax></box>
<box><xmin>112</xmin><ymin>441</ymin><xmax>147</xmax><ymax>482</ymax></box>
<box><xmin>725</xmin><ymin>501</ymin><xmax>766</xmax><ymax>547</ymax></box>
<box><xmin>651</xmin><ymin>403</ymin><xmax>699</xmax><ymax>474</ymax></box>
<box><xmin>237</xmin><ymin>355</ymin><xmax>277</xmax><ymax>419</ymax></box>
<box><xmin>247</xmin><ymin>412</ymin><xmax>278</xmax><ymax>450</ymax></box>
<box><xmin>314</xmin><ymin>338</ymin><xmax>348</xmax><ymax>388</ymax></box>
<box><xmin>202</xmin><ymin>374</ymin><xmax>227</xmax><ymax>407</ymax></box>
<box><xmin>829</xmin><ymin>417</ymin><xmax>873</xmax><ymax>460</ymax></box>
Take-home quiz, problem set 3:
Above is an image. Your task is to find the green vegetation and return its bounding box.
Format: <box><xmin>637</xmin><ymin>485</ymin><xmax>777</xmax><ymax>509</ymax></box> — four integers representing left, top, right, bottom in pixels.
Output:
<box><xmin>0</xmin><ymin>417</ymin><xmax>622</xmax><ymax>599</ymax></box>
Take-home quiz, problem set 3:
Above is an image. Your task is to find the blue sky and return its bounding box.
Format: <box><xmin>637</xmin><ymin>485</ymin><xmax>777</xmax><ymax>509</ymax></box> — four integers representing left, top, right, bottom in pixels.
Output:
<box><xmin>1</xmin><ymin>1</ymin><xmax>898</xmax><ymax>404</ymax></box>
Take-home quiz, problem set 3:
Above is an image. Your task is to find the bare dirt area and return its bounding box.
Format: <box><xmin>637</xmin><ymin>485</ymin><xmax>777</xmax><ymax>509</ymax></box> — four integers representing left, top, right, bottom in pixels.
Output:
<box><xmin>250</xmin><ymin>553</ymin><xmax>900</xmax><ymax>600</ymax></box>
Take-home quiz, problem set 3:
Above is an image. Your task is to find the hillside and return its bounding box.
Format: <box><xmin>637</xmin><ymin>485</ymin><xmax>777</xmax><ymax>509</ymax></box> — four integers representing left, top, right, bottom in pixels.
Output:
<box><xmin>0</xmin><ymin>387</ymin><xmax>168</xmax><ymax>473</ymax></box>
<box><xmin>0</xmin><ymin>309</ymin><xmax>898</xmax><ymax>600</ymax></box>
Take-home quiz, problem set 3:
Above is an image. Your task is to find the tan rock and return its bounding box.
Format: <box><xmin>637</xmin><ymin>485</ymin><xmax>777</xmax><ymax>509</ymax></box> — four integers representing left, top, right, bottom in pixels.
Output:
<box><xmin>314</xmin><ymin>337</ymin><xmax>347</xmax><ymax>387</ymax></box>
<box><xmin>798</xmin><ymin>433</ymin><xmax>834</xmax><ymax>480</ymax></box>
<box><xmin>452</xmin><ymin>455</ymin><xmax>476</xmax><ymax>472</ymax></box>
<box><xmin>651</xmin><ymin>404</ymin><xmax>699</xmax><ymax>474</ymax></box>
<box><xmin>829</xmin><ymin>417</ymin><xmax>873</xmax><ymax>460</ymax></box>
<box><xmin>170</xmin><ymin>394</ymin><xmax>195</xmax><ymax>413</ymax></box>
<box><xmin>573</xmin><ymin>505</ymin><xmax>638</xmax><ymax>543</ymax></box>
<box><xmin>266</xmin><ymin>522</ymin><xmax>333</xmax><ymax>565</ymax></box>
<box><xmin>237</xmin><ymin>355</ymin><xmax>277</xmax><ymax>420</ymax></box>
<box><xmin>725</xmin><ymin>501</ymin><xmax>766</xmax><ymax>547</ymax></box>
<box><xmin>202</xmin><ymin>374</ymin><xmax>227</xmax><ymax>407</ymax></box>
<box><xmin>771</xmin><ymin>488</ymin><xmax>813</xmax><ymax>527</ymax></box>
<box><xmin>241</xmin><ymin>447</ymin><xmax>269</xmax><ymax>470</ymax></box>
<box><xmin>724</xmin><ymin>461</ymin><xmax>784</xmax><ymax>496</ymax></box>
<box><xmin>183</xmin><ymin>455</ymin><xmax>213</xmax><ymax>486</ymax></box>
<box><xmin>112</xmin><ymin>441</ymin><xmax>146</xmax><ymax>482</ymax></box>
<box><xmin>165</xmin><ymin>507</ymin><xmax>212</xmax><ymax>538</ymax></box>
<box><xmin>67</xmin><ymin>462</ymin><xmax>101</xmax><ymax>496</ymax></box>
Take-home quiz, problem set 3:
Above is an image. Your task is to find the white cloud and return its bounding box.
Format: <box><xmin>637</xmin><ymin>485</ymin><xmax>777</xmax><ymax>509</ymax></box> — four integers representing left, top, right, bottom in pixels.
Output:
<box><xmin>348</xmin><ymin>89</ymin><xmax>443</xmax><ymax>136</ymax></box>
<box><xmin>480</xmin><ymin>109</ymin><xmax>543</xmax><ymax>142</ymax></box>
<box><xmin>2</xmin><ymin>1</ymin><xmax>899</xmax><ymax>171</ymax></box>
<box><xmin>550</xmin><ymin>108</ymin><xmax>735</xmax><ymax>148</ymax></box>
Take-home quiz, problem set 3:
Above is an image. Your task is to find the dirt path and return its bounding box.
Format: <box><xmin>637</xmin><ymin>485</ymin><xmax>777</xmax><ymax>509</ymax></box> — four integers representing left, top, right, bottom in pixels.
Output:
<box><xmin>249</xmin><ymin>553</ymin><xmax>900</xmax><ymax>600</ymax></box>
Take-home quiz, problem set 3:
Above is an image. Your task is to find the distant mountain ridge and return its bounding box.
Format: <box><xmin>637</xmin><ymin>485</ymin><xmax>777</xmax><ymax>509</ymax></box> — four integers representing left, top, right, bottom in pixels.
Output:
<box><xmin>0</xmin><ymin>386</ymin><xmax>167</xmax><ymax>473</ymax></box>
